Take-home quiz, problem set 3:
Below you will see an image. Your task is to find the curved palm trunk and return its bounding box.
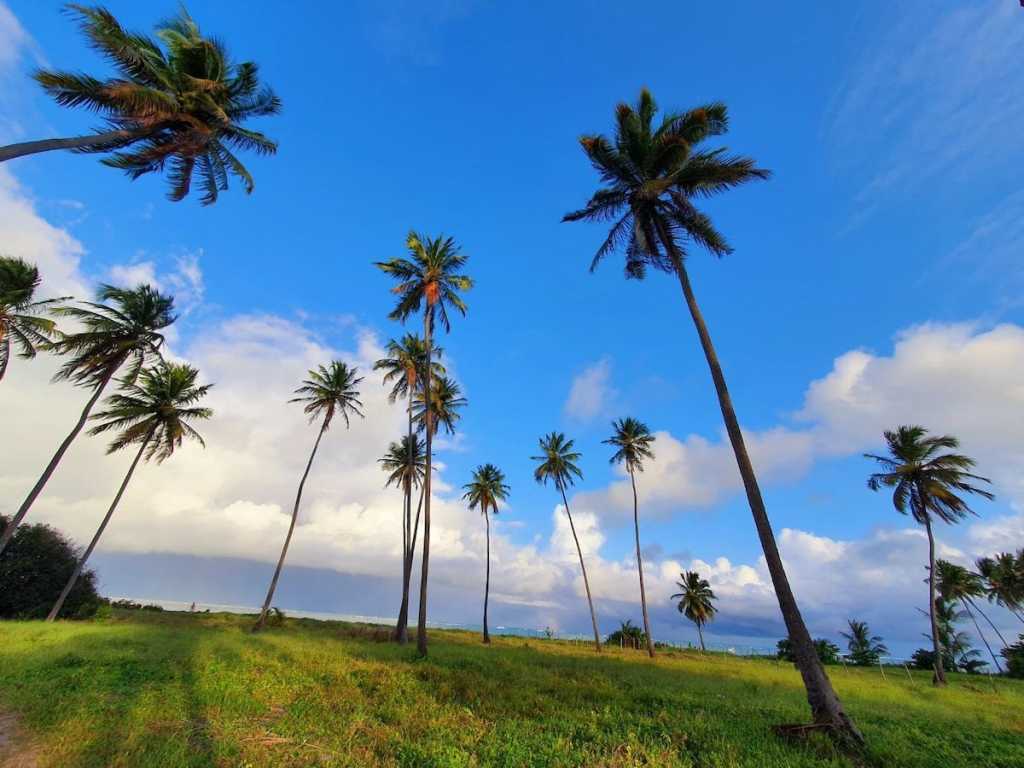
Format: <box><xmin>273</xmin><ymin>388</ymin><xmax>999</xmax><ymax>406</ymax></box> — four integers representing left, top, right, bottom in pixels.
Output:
<box><xmin>416</xmin><ymin>309</ymin><xmax>434</xmax><ymax>656</ymax></box>
<box><xmin>560</xmin><ymin>484</ymin><xmax>601</xmax><ymax>652</ymax></box>
<box><xmin>396</xmin><ymin>486</ymin><xmax>426</xmax><ymax>642</ymax></box>
<box><xmin>968</xmin><ymin>597</ymin><xmax>1010</xmax><ymax>648</ymax></box>
<box><xmin>696</xmin><ymin>621</ymin><xmax>706</xmax><ymax>652</ymax></box>
<box><xmin>47</xmin><ymin>434</ymin><xmax>151</xmax><ymax>621</ymax></box>
<box><xmin>630</xmin><ymin>469</ymin><xmax>655</xmax><ymax>658</ymax></box>
<box><xmin>483</xmin><ymin>507</ymin><xmax>491</xmax><ymax>644</ymax></box>
<box><xmin>960</xmin><ymin>597</ymin><xmax>1002</xmax><ymax>673</ymax></box>
<box><xmin>0</xmin><ymin>129</ymin><xmax>146</xmax><ymax>163</ymax></box>
<box><xmin>0</xmin><ymin>363</ymin><xmax>120</xmax><ymax>556</ymax></box>
<box><xmin>253</xmin><ymin>420</ymin><xmax>327</xmax><ymax>631</ymax></box>
<box><xmin>923</xmin><ymin>516</ymin><xmax>947</xmax><ymax>685</ymax></box>
<box><xmin>0</xmin><ymin>328</ymin><xmax>9</xmax><ymax>382</ymax></box>
<box><xmin>664</xmin><ymin>245</ymin><xmax>862</xmax><ymax>746</ymax></box>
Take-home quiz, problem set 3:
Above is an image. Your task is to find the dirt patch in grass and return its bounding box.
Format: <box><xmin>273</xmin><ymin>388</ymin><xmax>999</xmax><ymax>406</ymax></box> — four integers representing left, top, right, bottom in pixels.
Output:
<box><xmin>0</xmin><ymin>710</ymin><xmax>39</xmax><ymax>768</ymax></box>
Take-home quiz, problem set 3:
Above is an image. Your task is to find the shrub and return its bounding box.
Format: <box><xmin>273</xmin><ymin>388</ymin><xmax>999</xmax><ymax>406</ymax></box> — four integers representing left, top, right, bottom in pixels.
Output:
<box><xmin>1001</xmin><ymin>636</ymin><xmax>1024</xmax><ymax>678</ymax></box>
<box><xmin>776</xmin><ymin>637</ymin><xmax>840</xmax><ymax>665</ymax></box>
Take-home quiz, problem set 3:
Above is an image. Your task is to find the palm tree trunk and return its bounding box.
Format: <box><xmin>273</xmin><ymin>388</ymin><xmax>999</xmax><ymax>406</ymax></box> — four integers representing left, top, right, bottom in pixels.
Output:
<box><xmin>560</xmin><ymin>484</ymin><xmax>601</xmax><ymax>653</ymax></box>
<box><xmin>253</xmin><ymin>420</ymin><xmax>327</xmax><ymax>631</ymax></box>
<box><xmin>0</xmin><ymin>129</ymin><xmax>146</xmax><ymax>163</ymax></box>
<box><xmin>630</xmin><ymin>469</ymin><xmax>655</xmax><ymax>658</ymax></box>
<box><xmin>960</xmin><ymin>597</ymin><xmax>1002</xmax><ymax>673</ymax></box>
<box><xmin>0</xmin><ymin>362</ymin><xmax>120</xmax><ymax>556</ymax></box>
<box><xmin>696</xmin><ymin>621</ymin><xmax>706</xmax><ymax>652</ymax></box>
<box><xmin>416</xmin><ymin>308</ymin><xmax>434</xmax><ymax>656</ymax></box>
<box><xmin>923</xmin><ymin>515</ymin><xmax>947</xmax><ymax>685</ymax></box>
<box><xmin>0</xmin><ymin>330</ymin><xmax>9</xmax><ymax>382</ymax></box>
<box><xmin>483</xmin><ymin>507</ymin><xmax>491</xmax><ymax>644</ymax></box>
<box><xmin>396</xmin><ymin>399</ymin><xmax>417</xmax><ymax>643</ymax></box>
<box><xmin>47</xmin><ymin>434</ymin><xmax>151</xmax><ymax>621</ymax></box>
<box><xmin>968</xmin><ymin>597</ymin><xmax>1010</xmax><ymax>648</ymax></box>
<box><xmin>662</xmin><ymin>242</ymin><xmax>862</xmax><ymax>746</ymax></box>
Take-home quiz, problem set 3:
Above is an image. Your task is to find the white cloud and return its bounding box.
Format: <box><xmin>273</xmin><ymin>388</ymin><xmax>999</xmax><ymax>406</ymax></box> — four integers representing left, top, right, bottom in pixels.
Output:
<box><xmin>106</xmin><ymin>250</ymin><xmax>206</xmax><ymax>314</ymax></box>
<box><xmin>108</xmin><ymin>261</ymin><xmax>160</xmax><ymax>288</ymax></box>
<box><xmin>0</xmin><ymin>3</ymin><xmax>28</xmax><ymax>73</ymax></box>
<box><xmin>563</xmin><ymin>356</ymin><xmax>616</xmax><ymax>422</ymax></box>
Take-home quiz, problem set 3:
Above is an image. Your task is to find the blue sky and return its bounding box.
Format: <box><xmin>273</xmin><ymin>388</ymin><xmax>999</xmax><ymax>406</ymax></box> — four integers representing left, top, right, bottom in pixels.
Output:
<box><xmin>2</xmin><ymin>1</ymin><xmax>1023</xmax><ymax>658</ymax></box>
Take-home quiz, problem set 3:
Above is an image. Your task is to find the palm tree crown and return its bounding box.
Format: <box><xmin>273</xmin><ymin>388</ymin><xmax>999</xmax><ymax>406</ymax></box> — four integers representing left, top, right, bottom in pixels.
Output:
<box><xmin>49</xmin><ymin>283</ymin><xmax>176</xmax><ymax>387</ymax></box>
<box><xmin>672</xmin><ymin>571</ymin><xmax>717</xmax><ymax>626</ymax></box>
<box><xmin>935</xmin><ymin>560</ymin><xmax>985</xmax><ymax>603</ymax></box>
<box><xmin>604</xmin><ymin>417</ymin><xmax>655</xmax><ymax>473</ymax></box>
<box><xmin>462</xmin><ymin>464</ymin><xmax>510</xmax><ymax>516</ymax></box>
<box><xmin>840</xmin><ymin>620</ymin><xmax>888</xmax><ymax>665</ymax></box>
<box><xmin>413</xmin><ymin>376</ymin><xmax>467</xmax><ymax>436</ymax></box>
<box><xmin>27</xmin><ymin>5</ymin><xmax>281</xmax><ymax>204</ymax></box>
<box><xmin>532</xmin><ymin>432</ymin><xmax>583</xmax><ymax>491</ymax></box>
<box><xmin>291</xmin><ymin>361</ymin><xmax>364</xmax><ymax>429</ymax></box>
<box><xmin>373</xmin><ymin>334</ymin><xmax>445</xmax><ymax>403</ymax></box>
<box><xmin>89</xmin><ymin>361</ymin><xmax>212</xmax><ymax>461</ymax></box>
<box><xmin>379</xmin><ymin>434</ymin><xmax>426</xmax><ymax>491</ymax></box>
<box><xmin>976</xmin><ymin>552</ymin><xmax>1024</xmax><ymax>615</ymax></box>
<box><xmin>0</xmin><ymin>256</ymin><xmax>67</xmax><ymax>380</ymax></box>
<box><xmin>562</xmin><ymin>89</ymin><xmax>769</xmax><ymax>278</ymax></box>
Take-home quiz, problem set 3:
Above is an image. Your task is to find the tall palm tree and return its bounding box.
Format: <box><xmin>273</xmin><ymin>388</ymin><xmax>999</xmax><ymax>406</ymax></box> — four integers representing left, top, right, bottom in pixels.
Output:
<box><xmin>603</xmin><ymin>417</ymin><xmax>656</xmax><ymax>658</ymax></box>
<box><xmin>672</xmin><ymin>570</ymin><xmax>717</xmax><ymax>652</ymax></box>
<box><xmin>378</xmin><ymin>433</ymin><xmax>425</xmax><ymax>643</ymax></box>
<box><xmin>866</xmin><ymin>425</ymin><xmax>994</xmax><ymax>686</ymax></box>
<box><xmin>0</xmin><ymin>257</ymin><xmax>68</xmax><ymax>382</ymax></box>
<box><xmin>977</xmin><ymin>552</ymin><xmax>1024</xmax><ymax>624</ymax></box>
<box><xmin>937</xmin><ymin>559</ymin><xmax>1007</xmax><ymax>672</ymax></box>
<box><xmin>839</xmin><ymin>620</ymin><xmax>888</xmax><ymax>666</ymax></box>
<box><xmin>47</xmin><ymin>362</ymin><xmax>212</xmax><ymax>620</ymax></box>
<box><xmin>0</xmin><ymin>284</ymin><xmax>175</xmax><ymax>556</ymax></box>
<box><xmin>253</xmin><ymin>361</ymin><xmax>364</xmax><ymax>631</ymax></box>
<box><xmin>561</xmin><ymin>89</ymin><xmax>860</xmax><ymax>744</ymax></box>
<box><xmin>376</xmin><ymin>231</ymin><xmax>472</xmax><ymax>656</ymax></box>
<box><xmin>374</xmin><ymin>334</ymin><xmax>444</xmax><ymax>643</ymax></box>
<box><xmin>532</xmin><ymin>432</ymin><xmax>601</xmax><ymax>652</ymax></box>
<box><xmin>462</xmin><ymin>464</ymin><xmax>510</xmax><ymax>644</ymax></box>
<box><xmin>0</xmin><ymin>5</ymin><xmax>280</xmax><ymax>205</ymax></box>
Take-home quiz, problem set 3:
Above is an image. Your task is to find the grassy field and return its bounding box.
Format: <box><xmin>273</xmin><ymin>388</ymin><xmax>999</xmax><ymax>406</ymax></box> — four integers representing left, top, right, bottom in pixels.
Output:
<box><xmin>0</xmin><ymin>611</ymin><xmax>1021</xmax><ymax>767</ymax></box>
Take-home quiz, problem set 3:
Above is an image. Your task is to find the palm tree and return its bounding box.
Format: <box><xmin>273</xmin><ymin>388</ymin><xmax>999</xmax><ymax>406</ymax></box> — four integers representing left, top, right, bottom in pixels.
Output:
<box><xmin>462</xmin><ymin>464</ymin><xmax>510</xmax><ymax>644</ymax></box>
<box><xmin>865</xmin><ymin>425</ymin><xmax>994</xmax><ymax>686</ymax></box>
<box><xmin>413</xmin><ymin>375</ymin><xmax>468</xmax><ymax>437</ymax></box>
<box><xmin>378</xmin><ymin>433</ymin><xmax>425</xmax><ymax>643</ymax></box>
<box><xmin>253</xmin><ymin>361</ymin><xmax>364</xmax><ymax>631</ymax></box>
<box><xmin>374</xmin><ymin>334</ymin><xmax>444</xmax><ymax>643</ymax></box>
<box><xmin>47</xmin><ymin>362</ymin><xmax>212</xmax><ymax>620</ymax></box>
<box><xmin>562</xmin><ymin>89</ymin><xmax>860</xmax><ymax>744</ymax></box>
<box><xmin>0</xmin><ymin>5</ymin><xmax>280</xmax><ymax>205</ymax></box>
<box><xmin>977</xmin><ymin>552</ymin><xmax>1024</xmax><ymax>623</ymax></box>
<box><xmin>936</xmin><ymin>559</ymin><xmax>1007</xmax><ymax>672</ymax></box>
<box><xmin>672</xmin><ymin>571</ymin><xmax>717</xmax><ymax>652</ymax></box>
<box><xmin>0</xmin><ymin>284</ymin><xmax>175</xmax><ymax>556</ymax></box>
<box><xmin>608</xmin><ymin>619</ymin><xmax>645</xmax><ymax>649</ymax></box>
<box><xmin>839</xmin><ymin>620</ymin><xmax>888</xmax><ymax>666</ymax></box>
<box><xmin>376</xmin><ymin>231</ymin><xmax>472</xmax><ymax>656</ymax></box>
<box><xmin>0</xmin><ymin>257</ymin><xmax>68</xmax><ymax>382</ymax></box>
<box><xmin>603</xmin><ymin>417</ymin><xmax>656</xmax><ymax>658</ymax></box>
<box><xmin>532</xmin><ymin>432</ymin><xmax>601</xmax><ymax>652</ymax></box>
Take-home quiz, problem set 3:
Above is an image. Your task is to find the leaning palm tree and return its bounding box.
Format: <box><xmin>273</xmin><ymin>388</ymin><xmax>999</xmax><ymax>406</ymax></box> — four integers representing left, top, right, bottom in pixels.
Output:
<box><xmin>839</xmin><ymin>620</ymin><xmax>888</xmax><ymax>667</ymax></box>
<box><xmin>253</xmin><ymin>361</ymin><xmax>364</xmax><ymax>631</ymax></box>
<box><xmin>462</xmin><ymin>464</ymin><xmax>510</xmax><ymax>644</ymax></box>
<box><xmin>532</xmin><ymin>432</ymin><xmax>601</xmax><ymax>652</ymax></box>
<box><xmin>0</xmin><ymin>284</ymin><xmax>175</xmax><ymax>556</ymax></box>
<box><xmin>937</xmin><ymin>559</ymin><xmax>1006</xmax><ymax>672</ymax></box>
<box><xmin>47</xmin><ymin>362</ymin><xmax>212</xmax><ymax>620</ymax></box>
<box><xmin>604</xmin><ymin>417</ymin><xmax>656</xmax><ymax>658</ymax></box>
<box><xmin>0</xmin><ymin>5</ymin><xmax>280</xmax><ymax>205</ymax></box>
<box><xmin>376</xmin><ymin>231</ymin><xmax>472</xmax><ymax>656</ymax></box>
<box><xmin>378</xmin><ymin>433</ymin><xmax>425</xmax><ymax>643</ymax></box>
<box><xmin>672</xmin><ymin>570</ymin><xmax>717</xmax><ymax>652</ymax></box>
<box><xmin>866</xmin><ymin>425</ymin><xmax>993</xmax><ymax>686</ymax></box>
<box><xmin>0</xmin><ymin>256</ymin><xmax>68</xmax><ymax>382</ymax></box>
<box><xmin>562</xmin><ymin>89</ymin><xmax>859</xmax><ymax>743</ymax></box>
<box><xmin>977</xmin><ymin>552</ymin><xmax>1024</xmax><ymax>624</ymax></box>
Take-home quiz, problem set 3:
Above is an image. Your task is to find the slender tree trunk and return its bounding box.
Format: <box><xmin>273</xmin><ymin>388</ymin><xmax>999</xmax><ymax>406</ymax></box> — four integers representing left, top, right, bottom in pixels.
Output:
<box><xmin>483</xmin><ymin>507</ymin><xmax>491</xmax><ymax>644</ymax></box>
<box><xmin>696</xmin><ymin>621</ymin><xmax>705</xmax><ymax>652</ymax></box>
<box><xmin>630</xmin><ymin>469</ymin><xmax>655</xmax><ymax>658</ymax></box>
<box><xmin>0</xmin><ymin>129</ymin><xmax>147</xmax><ymax>163</ymax></box>
<box><xmin>0</xmin><ymin>362</ymin><xmax>120</xmax><ymax>556</ymax></box>
<box><xmin>662</xmin><ymin>242</ymin><xmax>862</xmax><ymax>746</ymax></box>
<box><xmin>0</xmin><ymin>331</ymin><xmax>9</xmax><ymax>382</ymax></box>
<box><xmin>968</xmin><ymin>597</ymin><xmax>1010</xmax><ymax>648</ymax></box>
<box><xmin>409</xmin><ymin>485</ymin><xmax>425</xmax><ymax>565</ymax></box>
<box><xmin>960</xmin><ymin>598</ymin><xmax>1002</xmax><ymax>673</ymax></box>
<box><xmin>560</xmin><ymin>484</ymin><xmax>601</xmax><ymax>653</ymax></box>
<box><xmin>47</xmin><ymin>435</ymin><xmax>150</xmax><ymax>621</ymax></box>
<box><xmin>253</xmin><ymin>420</ymin><xmax>327</xmax><ymax>631</ymax></box>
<box><xmin>923</xmin><ymin>515</ymin><xmax>947</xmax><ymax>685</ymax></box>
<box><xmin>395</xmin><ymin>396</ymin><xmax>416</xmax><ymax>642</ymax></box>
<box><xmin>416</xmin><ymin>309</ymin><xmax>434</xmax><ymax>656</ymax></box>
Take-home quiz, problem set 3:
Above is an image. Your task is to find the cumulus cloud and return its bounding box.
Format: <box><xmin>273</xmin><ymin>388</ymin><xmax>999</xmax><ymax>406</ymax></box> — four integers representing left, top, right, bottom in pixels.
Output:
<box><xmin>563</xmin><ymin>356</ymin><xmax>616</xmax><ymax>422</ymax></box>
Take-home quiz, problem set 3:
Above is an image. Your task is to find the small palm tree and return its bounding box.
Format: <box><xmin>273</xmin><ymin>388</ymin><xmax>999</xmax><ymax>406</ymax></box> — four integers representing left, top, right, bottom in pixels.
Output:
<box><xmin>603</xmin><ymin>417</ymin><xmax>656</xmax><ymax>658</ymax></box>
<box><xmin>47</xmin><ymin>362</ymin><xmax>212</xmax><ymax>620</ymax></box>
<box><xmin>0</xmin><ymin>284</ymin><xmax>175</xmax><ymax>556</ymax></box>
<box><xmin>977</xmin><ymin>551</ymin><xmax>1024</xmax><ymax>624</ymax></box>
<box><xmin>672</xmin><ymin>571</ymin><xmax>717</xmax><ymax>652</ymax></box>
<box><xmin>254</xmin><ymin>362</ymin><xmax>364</xmax><ymax>631</ymax></box>
<box><xmin>936</xmin><ymin>559</ymin><xmax>1007</xmax><ymax>672</ymax></box>
<box><xmin>839</xmin><ymin>620</ymin><xmax>888</xmax><ymax>666</ymax></box>
<box><xmin>462</xmin><ymin>464</ymin><xmax>510</xmax><ymax>644</ymax></box>
<box><xmin>608</xmin><ymin>619</ymin><xmax>645</xmax><ymax>649</ymax></box>
<box><xmin>532</xmin><ymin>432</ymin><xmax>600</xmax><ymax>652</ymax></box>
<box><xmin>413</xmin><ymin>375</ymin><xmax>467</xmax><ymax>437</ymax></box>
<box><xmin>0</xmin><ymin>257</ymin><xmax>68</xmax><ymax>382</ymax></box>
<box><xmin>0</xmin><ymin>5</ymin><xmax>281</xmax><ymax>205</ymax></box>
<box><xmin>865</xmin><ymin>425</ymin><xmax>994</xmax><ymax>685</ymax></box>
<box><xmin>377</xmin><ymin>232</ymin><xmax>472</xmax><ymax>656</ymax></box>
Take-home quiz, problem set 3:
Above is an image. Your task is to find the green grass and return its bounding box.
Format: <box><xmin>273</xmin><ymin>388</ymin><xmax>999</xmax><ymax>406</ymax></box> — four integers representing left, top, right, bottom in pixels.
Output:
<box><xmin>0</xmin><ymin>611</ymin><xmax>1022</xmax><ymax>767</ymax></box>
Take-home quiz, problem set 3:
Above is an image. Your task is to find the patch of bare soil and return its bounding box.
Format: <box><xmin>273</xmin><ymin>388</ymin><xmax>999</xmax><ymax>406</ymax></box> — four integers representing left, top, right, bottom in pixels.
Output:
<box><xmin>0</xmin><ymin>711</ymin><xmax>39</xmax><ymax>768</ymax></box>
